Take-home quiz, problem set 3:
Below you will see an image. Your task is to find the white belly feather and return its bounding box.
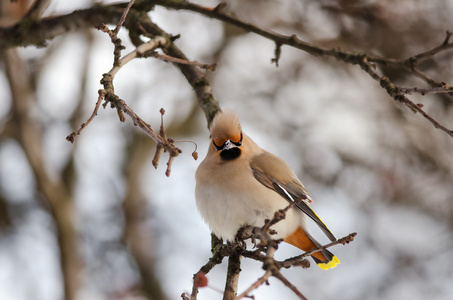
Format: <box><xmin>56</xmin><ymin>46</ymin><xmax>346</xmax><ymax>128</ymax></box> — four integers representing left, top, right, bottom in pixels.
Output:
<box><xmin>195</xmin><ymin>169</ymin><xmax>303</xmax><ymax>241</ymax></box>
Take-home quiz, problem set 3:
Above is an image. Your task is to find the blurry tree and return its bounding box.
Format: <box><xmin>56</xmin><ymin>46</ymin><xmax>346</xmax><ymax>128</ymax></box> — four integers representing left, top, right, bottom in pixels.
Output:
<box><xmin>0</xmin><ymin>0</ymin><xmax>452</xmax><ymax>300</ymax></box>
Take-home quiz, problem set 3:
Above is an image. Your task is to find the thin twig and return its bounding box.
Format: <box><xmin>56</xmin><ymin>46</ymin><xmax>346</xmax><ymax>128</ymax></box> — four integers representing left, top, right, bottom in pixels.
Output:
<box><xmin>405</xmin><ymin>30</ymin><xmax>453</xmax><ymax>63</ymax></box>
<box><xmin>110</xmin><ymin>36</ymin><xmax>167</xmax><ymax>77</ymax></box>
<box><xmin>66</xmin><ymin>36</ymin><xmax>167</xmax><ymax>143</ymax></box>
<box><xmin>283</xmin><ymin>232</ymin><xmax>357</xmax><ymax>264</ymax></box>
<box><xmin>181</xmin><ymin>293</ymin><xmax>190</xmax><ymax>300</ymax></box>
<box><xmin>272</xmin><ymin>271</ymin><xmax>308</xmax><ymax>300</ymax></box>
<box><xmin>105</xmin><ymin>0</ymin><xmax>135</xmax><ymax>66</ymax></box>
<box><xmin>152</xmin><ymin>108</ymin><xmax>166</xmax><ymax>169</ymax></box>
<box><xmin>131</xmin><ymin>12</ymin><xmax>222</xmax><ymax>125</ymax></box>
<box><xmin>410</xmin><ymin>68</ymin><xmax>439</xmax><ymax>86</ymax></box>
<box><xmin>190</xmin><ymin>238</ymin><xmax>229</xmax><ymax>300</ymax></box>
<box><xmin>67</xmin><ymin>7</ymin><xmax>166</xmax><ymax>144</ymax></box>
<box><xmin>113</xmin><ymin>0</ymin><xmax>135</xmax><ymax>35</ymax></box>
<box><xmin>235</xmin><ymin>218</ymin><xmax>309</xmax><ymax>300</ymax></box>
<box><xmin>397</xmin><ymin>83</ymin><xmax>453</xmax><ymax>96</ymax></box>
<box><xmin>234</xmin><ymin>270</ymin><xmax>272</xmax><ymax>300</ymax></box>
<box><xmin>151</xmin><ymin>52</ymin><xmax>217</xmax><ymax>71</ymax></box>
<box><xmin>360</xmin><ymin>60</ymin><xmax>453</xmax><ymax>138</ymax></box>
<box><xmin>66</xmin><ymin>90</ymin><xmax>105</xmax><ymax>143</ymax></box>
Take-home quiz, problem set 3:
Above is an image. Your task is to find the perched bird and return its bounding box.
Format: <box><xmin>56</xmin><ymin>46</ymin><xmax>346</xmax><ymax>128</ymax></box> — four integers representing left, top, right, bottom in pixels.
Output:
<box><xmin>195</xmin><ymin>110</ymin><xmax>340</xmax><ymax>270</ymax></box>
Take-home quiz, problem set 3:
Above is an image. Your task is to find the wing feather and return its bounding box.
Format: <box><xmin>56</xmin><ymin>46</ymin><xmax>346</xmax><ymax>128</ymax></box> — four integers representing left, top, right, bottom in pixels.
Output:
<box><xmin>251</xmin><ymin>152</ymin><xmax>337</xmax><ymax>242</ymax></box>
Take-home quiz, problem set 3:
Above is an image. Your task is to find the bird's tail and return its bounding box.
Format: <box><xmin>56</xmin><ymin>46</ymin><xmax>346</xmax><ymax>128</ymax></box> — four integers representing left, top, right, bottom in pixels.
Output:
<box><xmin>284</xmin><ymin>226</ymin><xmax>340</xmax><ymax>270</ymax></box>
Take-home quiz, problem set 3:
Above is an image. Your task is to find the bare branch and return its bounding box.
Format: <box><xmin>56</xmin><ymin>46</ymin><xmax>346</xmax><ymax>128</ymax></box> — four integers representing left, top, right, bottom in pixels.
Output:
<box><xmin>224</xmin><ymin>253</ymin><xmax>242</xmax><ymax>300</ymax></box>
<box><xmin>405</xmin><ymin>31</ymin><xmax>453</xmax><ymax>65</ymax></box>
<box><xmin>151</xmin><ymin>52</ymin><xmax>218</xmax><ymax>71</ymax></box>
<box><xmin>189</xmin><ymin>238</ymin><xmax>229</xmax><ymax>299</ymax></box>
<box><xmin>66</xmin><ymin>90</ymin><xmax>105</xmax><ymax>143</ymax></box>
<box><xmin>272</xmin><ymin>271</ymin><xmax>308</xmax><ymax>300</ymax></box>
<box><xmin>66</xmin><ymin>36</ymin><xmax>167</xmax><ymax>143</ymax></box>
<box><xmin>235</xmin><ymin>270</ymin><xmax>272</xmax><ymax>300</ymax></box>
<box><xmin>234</xmin><ymin>208</ymin><xmax>310</xmax><ymax>300</ymax></box>
<box><xmin>113</xmin><ymin>0</ymin><xmax>135</xmax><ymax>35</ymax></box>
<box><xmin>155</xmin><ymin>0</ymin><xmax>453</xmax><ymax>138</ymax></box>
<box><xmin>66</xmin><ymin>10</ymin><xmax>185</xmax><ymax>176</ymax></box>
<box><xmin>271</xmin><ymin>42</ymin><xmax>282</xmax><ymax>67</ymax></box>
<box><xmin>131</xmin><ymin>13</ymin><xmax>221</xmax><ymax>125</ymax></box>
<box><xmin>111</xmin><ymin>36</ymin><xmax>168</xmax><ymax>76</ymax></box>
<box><xmin>397</xmin><ymin>83</ymin><xmax>453</xmax><ymax>96</ymax></box>
<box><xmin>283</xmin><ymin>233</ymin><xmax>357</xmax><ymax>265</ymax></box>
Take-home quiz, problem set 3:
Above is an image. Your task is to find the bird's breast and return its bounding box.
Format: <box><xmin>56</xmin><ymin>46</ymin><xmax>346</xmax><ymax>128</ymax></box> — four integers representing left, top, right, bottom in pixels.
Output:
<box><xmin>195</xmin><ymin>160</ymin><xmax>302</xmax><ymax>241</ymax></box>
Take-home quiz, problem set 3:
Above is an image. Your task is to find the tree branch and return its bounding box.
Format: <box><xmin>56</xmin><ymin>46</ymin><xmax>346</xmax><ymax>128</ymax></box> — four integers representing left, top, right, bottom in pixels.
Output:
<box><xmin>282</xmin><ymin>233</ymin><xmax>357</xmax><ymax>266</ymax></box>
<box><xmin>1</xmin><ymin>1</ymin><xmax>451</xmax><ymax>135</ymax></box>
<box><xmin>224</xmin><ymin>252</ymin><xmax>242</xmax><ymax>300</ymax></box>
<box><xmin>65</xmin><ymin>5</ymin><xmax>187</xmax><ymax>176</ymax></box>
<box><xmin>154</xmin><ymin>0</ymin><xmax>453</xmax><ymax>138</ymax></box>
<box><xmin>234</xmin><ymin>270</ymin><xmax>272</xmax><ymax>300</ymax></box>
<box><xmin>129</xmin><ymin>11</ymin><xmax>221</xmax><ymax>125</ymax></box>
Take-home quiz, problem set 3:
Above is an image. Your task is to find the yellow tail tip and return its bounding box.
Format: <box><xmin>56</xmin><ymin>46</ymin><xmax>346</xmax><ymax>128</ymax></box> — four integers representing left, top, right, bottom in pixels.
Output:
<box><xmin>317</xmin><ymin>256</ymin><xmax>340</xmax><ymax>270</ymax></box>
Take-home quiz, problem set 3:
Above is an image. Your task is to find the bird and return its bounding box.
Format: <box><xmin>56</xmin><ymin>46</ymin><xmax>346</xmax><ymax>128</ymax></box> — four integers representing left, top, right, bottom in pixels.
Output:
<box><xmin>195</xmin><ymin>110</ymin><xmax>340</xmax><ymax>270</ymax></box>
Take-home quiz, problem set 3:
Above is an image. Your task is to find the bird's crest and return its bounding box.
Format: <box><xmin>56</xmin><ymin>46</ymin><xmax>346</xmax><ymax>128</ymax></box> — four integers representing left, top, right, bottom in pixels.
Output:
<box><xmin>210</xmin><ymin>110</ymin><xmax>242</xmax><ymax>147</ymax></box>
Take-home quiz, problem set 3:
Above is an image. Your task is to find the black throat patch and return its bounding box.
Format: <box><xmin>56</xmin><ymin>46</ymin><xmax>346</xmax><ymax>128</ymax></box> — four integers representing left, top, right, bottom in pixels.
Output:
<box><xmin>220</xmin><ymin>147</ymin><xmax>242</xmax><ymax>160</ymax></box>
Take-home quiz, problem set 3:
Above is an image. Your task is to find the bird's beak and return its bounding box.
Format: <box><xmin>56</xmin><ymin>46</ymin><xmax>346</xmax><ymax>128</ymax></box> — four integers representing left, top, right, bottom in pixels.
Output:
<box><xmin>222</xmin><ymin>140</ymin><xmax>236</xmax><ymax>151</ymax></box>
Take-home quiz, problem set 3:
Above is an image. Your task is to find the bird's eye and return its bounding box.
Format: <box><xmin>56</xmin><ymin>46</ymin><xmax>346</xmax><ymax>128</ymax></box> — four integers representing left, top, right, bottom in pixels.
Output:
<box><xmin>232</xmin><ymin>132</ymin><xmax>243</xmax><ymax>147</ymax></box>
<box><xmin>213</xmin><ymin>140</ymin><xmax>223</xmax><ymax>151</ymax></box>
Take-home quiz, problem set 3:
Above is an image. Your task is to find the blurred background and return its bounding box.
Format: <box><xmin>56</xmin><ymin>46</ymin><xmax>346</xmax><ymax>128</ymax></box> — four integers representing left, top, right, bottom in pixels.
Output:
<box><xmin>1</xmin><ymin>0</ymin><xmax>453</xmax><ymax>299</ymax></box>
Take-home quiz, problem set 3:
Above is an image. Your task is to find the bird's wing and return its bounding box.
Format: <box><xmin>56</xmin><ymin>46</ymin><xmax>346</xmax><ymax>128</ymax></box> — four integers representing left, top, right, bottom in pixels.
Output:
<box><xmin>250</xmin><ymin>152</ymin><xmax>337</xmax><ymax>242</ymax></box>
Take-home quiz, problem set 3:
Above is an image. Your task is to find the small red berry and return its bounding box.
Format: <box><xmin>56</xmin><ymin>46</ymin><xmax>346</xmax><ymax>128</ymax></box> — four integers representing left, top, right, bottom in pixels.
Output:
<box><xmin>194</xmin><ymin>272</ymin><xmax>208</xmax><ymax>288</ymax></box>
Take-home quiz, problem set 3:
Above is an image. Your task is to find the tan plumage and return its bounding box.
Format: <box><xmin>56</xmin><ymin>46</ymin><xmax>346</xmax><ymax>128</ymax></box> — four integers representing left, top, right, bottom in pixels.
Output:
<box><xmin>195</xmin><ymin>110</ymin><xmax>340</xmax><ymax>269</ymax></box>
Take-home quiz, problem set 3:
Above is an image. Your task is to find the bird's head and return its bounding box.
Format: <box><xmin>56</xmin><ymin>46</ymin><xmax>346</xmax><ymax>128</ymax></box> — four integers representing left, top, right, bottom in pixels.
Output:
<box><xmin>210</xmin><ymin>110</ymin><xmax>243</xmax><ymax>160</ymax></box>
